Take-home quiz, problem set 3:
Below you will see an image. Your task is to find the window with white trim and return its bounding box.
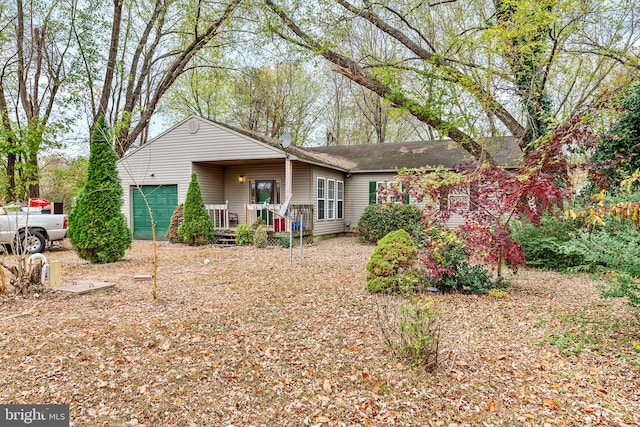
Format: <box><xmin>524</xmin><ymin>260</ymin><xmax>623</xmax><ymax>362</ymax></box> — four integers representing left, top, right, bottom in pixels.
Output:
<box><xmin>327</xmin><ymin>179</ymin><xmax>336</xmax><ymax>219</ymax></box>
<box><xmin>376</xmin><ymin>181</ymin><xmax>402</xmax><ymax>204</ymax></box>
<box><xmin>447</xmin><ymin>186</ymin><xmax>470</xmax><ymax>212</ymax></box>
<box><xmin>317</xmin><ymin>177</ymin><xmax>344</xmax><ymax>221</ymax></box>
<box><xmin>337</xmin><ymin>181</ymin><xmax>344</xmax><ymax>219</ymax></box>
<box><xmin>317</xmin><ymin>177</ymin><xmax>326</xmax><ymax>220</ymax></box>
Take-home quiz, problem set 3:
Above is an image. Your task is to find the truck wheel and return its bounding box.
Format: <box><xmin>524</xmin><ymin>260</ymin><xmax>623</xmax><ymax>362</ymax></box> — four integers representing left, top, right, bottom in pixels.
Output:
<box><xmin>16</xmin><ymin>230</ymin><xmax>46</xmax><ymax>254</ymax></box>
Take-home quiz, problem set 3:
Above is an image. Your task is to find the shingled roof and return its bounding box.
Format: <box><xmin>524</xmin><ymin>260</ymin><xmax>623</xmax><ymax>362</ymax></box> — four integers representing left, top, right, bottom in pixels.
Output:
<box><xmin>303</xmin><ymin>137</ymin><xmax>522</xmax><ymax>172</ymax></box>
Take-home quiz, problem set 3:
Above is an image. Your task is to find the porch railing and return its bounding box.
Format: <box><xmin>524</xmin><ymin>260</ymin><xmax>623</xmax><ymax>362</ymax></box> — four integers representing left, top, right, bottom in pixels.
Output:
<box><xmin>205</xmin><ymin>203</ymin><xmax>232</xmax><ymax>230</ymax></box>
<box><xmin>245</xmin><ymin>203</ymin><xmax>283</xmax><ymax>231</ymax></box>
<box><xmin>287</xmin><ymin>204</ymin><xmax>314</xmax><ymax>234</ymax></box>
<box><xmin>206</xmin><ymin>203</ymin><xmax>314</xmax><ymax>232</ymax></box>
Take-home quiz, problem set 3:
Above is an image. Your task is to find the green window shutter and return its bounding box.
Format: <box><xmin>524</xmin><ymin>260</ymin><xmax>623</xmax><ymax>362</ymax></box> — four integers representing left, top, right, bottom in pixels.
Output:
<box><xmin>369</xmin><ymin>181</ymin><xmax>377</xmax><ymax>204</ymax></box>
<box><xmin>401</xmin><ymin>184</ymin><xmax>410</xmax><ymax>204</ymax></box>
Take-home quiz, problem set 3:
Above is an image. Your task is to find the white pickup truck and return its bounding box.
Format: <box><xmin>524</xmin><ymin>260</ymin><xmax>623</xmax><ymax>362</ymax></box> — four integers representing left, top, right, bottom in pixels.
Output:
<box><xmin>0</xmin><ymin>210</ymin><xmax>68</xmax><ymax>254</ymax></box>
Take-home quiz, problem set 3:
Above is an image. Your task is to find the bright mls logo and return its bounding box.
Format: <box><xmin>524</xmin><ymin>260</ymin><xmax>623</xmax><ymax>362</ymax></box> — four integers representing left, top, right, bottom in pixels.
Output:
<box><xmin>0</xmin><ymin>404</ymin><xmax>69</xmax><ymax>426</ymax></box>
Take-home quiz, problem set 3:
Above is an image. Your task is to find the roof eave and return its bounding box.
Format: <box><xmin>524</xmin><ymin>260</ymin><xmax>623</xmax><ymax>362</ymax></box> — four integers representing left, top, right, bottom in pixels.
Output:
<box><xmin>292</xmin><ymin>156</ymin><xmax>349</xmax><ymax>172</ymax></box>
<box><xmin>349</xmin><ymin>167</ymin><xmax>440</xmax><ymax>174</ymax></box>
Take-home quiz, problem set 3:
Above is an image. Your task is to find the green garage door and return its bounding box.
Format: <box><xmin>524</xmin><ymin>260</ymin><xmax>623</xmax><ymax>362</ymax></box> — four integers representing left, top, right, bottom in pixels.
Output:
<box><xmin>132</xmin><ymin>185</ymin><xmax>178</xmax><ymax>240</ymax></box>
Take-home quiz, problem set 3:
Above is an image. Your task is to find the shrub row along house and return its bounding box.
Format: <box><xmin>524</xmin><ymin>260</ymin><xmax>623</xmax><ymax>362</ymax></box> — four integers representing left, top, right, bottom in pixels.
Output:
<box><xmin>116</xmin><ymin>116</ymin><xmax>522</xmax><ymax>241</ymax></box>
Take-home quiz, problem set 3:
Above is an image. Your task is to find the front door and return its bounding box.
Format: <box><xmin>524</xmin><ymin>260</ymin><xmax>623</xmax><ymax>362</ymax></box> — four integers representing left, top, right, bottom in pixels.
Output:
<box><xmin>255</xmin><ymin>180</ymin><xmax>274</xmax><ymax>223</ymax></box>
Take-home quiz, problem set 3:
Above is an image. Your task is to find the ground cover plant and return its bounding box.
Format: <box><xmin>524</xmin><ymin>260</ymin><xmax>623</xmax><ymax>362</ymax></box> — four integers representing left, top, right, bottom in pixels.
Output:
<box><xmin>1</xmin><ymin>238</ymin><xmax>638</xmax><ymax>426</ymax></box>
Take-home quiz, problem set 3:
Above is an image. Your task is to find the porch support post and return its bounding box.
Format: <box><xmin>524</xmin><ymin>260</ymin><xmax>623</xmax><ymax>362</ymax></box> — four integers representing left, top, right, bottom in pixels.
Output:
<box><xmin>285</xmin><ymin>157</ymin><xmax>292</xmax><ymax>232</ymax></box>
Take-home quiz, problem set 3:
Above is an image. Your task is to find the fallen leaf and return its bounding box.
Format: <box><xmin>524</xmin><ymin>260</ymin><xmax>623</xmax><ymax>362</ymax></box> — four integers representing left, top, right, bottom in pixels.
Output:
<box><xmin>265</xmin><ymin>347</ymin><xmax>278</xmax><ymax>359</ymax></box>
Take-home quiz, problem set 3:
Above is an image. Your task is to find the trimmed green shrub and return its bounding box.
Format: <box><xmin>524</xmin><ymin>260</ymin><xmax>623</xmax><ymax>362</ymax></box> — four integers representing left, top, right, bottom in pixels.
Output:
<box><xmin>253</xmin><ymin>224</ymin><xmax>268</xmax><ymax>248</ymax></box>
<box><xmin>165</xmin><ymin>204</ymin><xmax>184</xmax><ymax>243</ymax></box>
<box><xmin>68</xmin><ymin>116</ymin><xmax>132</xmax><ymax>263</ymax></box>
<box><xmin>251</xmin><ymin>217</ymin><xmax>265</xmax><ymax>233</ymax></box>
<box><xmin>235</xmin><ymin>224</ymin><xmax>252</xmax><ymax>246</ymax></box>
<box><xmin>366</xmin><ymin>229</ymin><xmax>419</xmax><ymax>293</ymax></box>
<box><xmin>358</xmin><ymin>203</ymin><xmax>422</xmax><ymax>244</ymax></box>
<box><xmin>178</xmin><ymin>172</ymin><xmax>214</xmax><ymax>246</ymax></box>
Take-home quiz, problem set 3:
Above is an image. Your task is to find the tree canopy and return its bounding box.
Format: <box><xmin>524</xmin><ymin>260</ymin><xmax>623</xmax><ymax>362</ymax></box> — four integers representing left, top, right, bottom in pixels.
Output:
<box><xmin>1</xmin><ymin>0</ymin><xmax>640</xmax><ymax>202</ymax></box>
<box><xmin>261</xmin><ymin>0</ymin><xmax>640</xmax><ymax>160</ymax></box>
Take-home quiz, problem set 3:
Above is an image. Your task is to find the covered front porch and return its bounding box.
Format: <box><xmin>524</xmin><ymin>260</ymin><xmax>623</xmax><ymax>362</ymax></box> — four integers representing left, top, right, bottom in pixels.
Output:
<box><xmin>194</xmin><ymin>157</ymin><xmax>315</xmax><ymax>238</ymax></box>
<box><xmin>205</xmin><ymin>203</ymin><xmax>313</xmax><ymax>245</ymax></box>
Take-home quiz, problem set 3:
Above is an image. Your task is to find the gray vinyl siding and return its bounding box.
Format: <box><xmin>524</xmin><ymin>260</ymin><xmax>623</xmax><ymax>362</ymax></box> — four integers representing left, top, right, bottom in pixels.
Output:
<box><xmin>313</xmin><ymin>166</ymin><xmax>347</xmax><ymax>236</ymax></box>
<box><xmin>346</xmin><ymin>172</ymin><xmax>466</xmax><ymax>229</ymax></box>
<box><xmin>194</xmin><ymin>163</ymin><xmax>224</xmax><ymax>204</ymax></box>
<box><xmin>345</xmin><ymin>172</ymin><xmax>397</xmax><ymax>227</ymax></box>
<box><xmin>117</xmin><ymin>117</ymin><xmax>286</xmax><ymax>227</ymax></box>
<box><xmin>290</xmin><ymin>161</ymin><xmax>312</xmax><ymax>205</ymax></box>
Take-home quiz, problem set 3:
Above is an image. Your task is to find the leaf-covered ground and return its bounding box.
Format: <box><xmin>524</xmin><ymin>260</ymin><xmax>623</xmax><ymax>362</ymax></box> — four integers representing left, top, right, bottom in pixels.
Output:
<box><xmin>1</xmin><ymin>237</ymin><xmax>638</xmax><ymax>426</ymax></box>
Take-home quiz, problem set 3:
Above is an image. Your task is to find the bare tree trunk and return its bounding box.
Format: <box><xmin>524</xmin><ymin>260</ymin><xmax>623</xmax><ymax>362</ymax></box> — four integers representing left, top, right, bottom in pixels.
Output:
<box><xmin>0</xmin><ymin>79</ymin><xmax>17</xmax><ymax>200</ymax></box>
<box><xmin>112</xmin><ymin>0</ymin><xmax>241</xmax><ymax>157</ymax></box>
<box><xmin>96</xmin><ymin>0</ymin><xmax>123</xmax><ymax>123</ymax></box>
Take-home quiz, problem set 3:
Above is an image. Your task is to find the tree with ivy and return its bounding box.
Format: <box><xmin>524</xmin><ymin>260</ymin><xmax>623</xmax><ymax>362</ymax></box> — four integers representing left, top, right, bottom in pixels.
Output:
<box><xmin>178</xmin><ymin>172</ymin><xmax>215</xmax><ymax>246</ymax></box>
<box><xmin>590</xmin><ymin>81</ymin><xmax>640</xmax><ymax>189</ymax></box>
<box><xmin>67</xmin><ymin>116</ymin><xmax>132</xmax><ymax>263</ymax></box>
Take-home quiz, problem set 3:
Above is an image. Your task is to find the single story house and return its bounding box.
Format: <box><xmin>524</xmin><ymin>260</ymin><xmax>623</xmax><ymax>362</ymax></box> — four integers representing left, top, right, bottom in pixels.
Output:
<box><xmin>117</xmin><ymin>115</ymin><xmax>521</xmax><ymax>240</ymax></box>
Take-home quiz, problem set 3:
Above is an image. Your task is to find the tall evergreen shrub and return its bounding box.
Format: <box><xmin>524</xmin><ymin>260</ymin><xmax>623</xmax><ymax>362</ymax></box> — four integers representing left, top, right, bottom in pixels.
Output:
<box><xmin>68</xmin><ymin>116</ymin><xmax>132</xmax><ymax>263</ymax></box>
<box><xmin>178</xmin><ymin>172</ymin><xmax>214</xmax><ymax>245</ymax></box>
